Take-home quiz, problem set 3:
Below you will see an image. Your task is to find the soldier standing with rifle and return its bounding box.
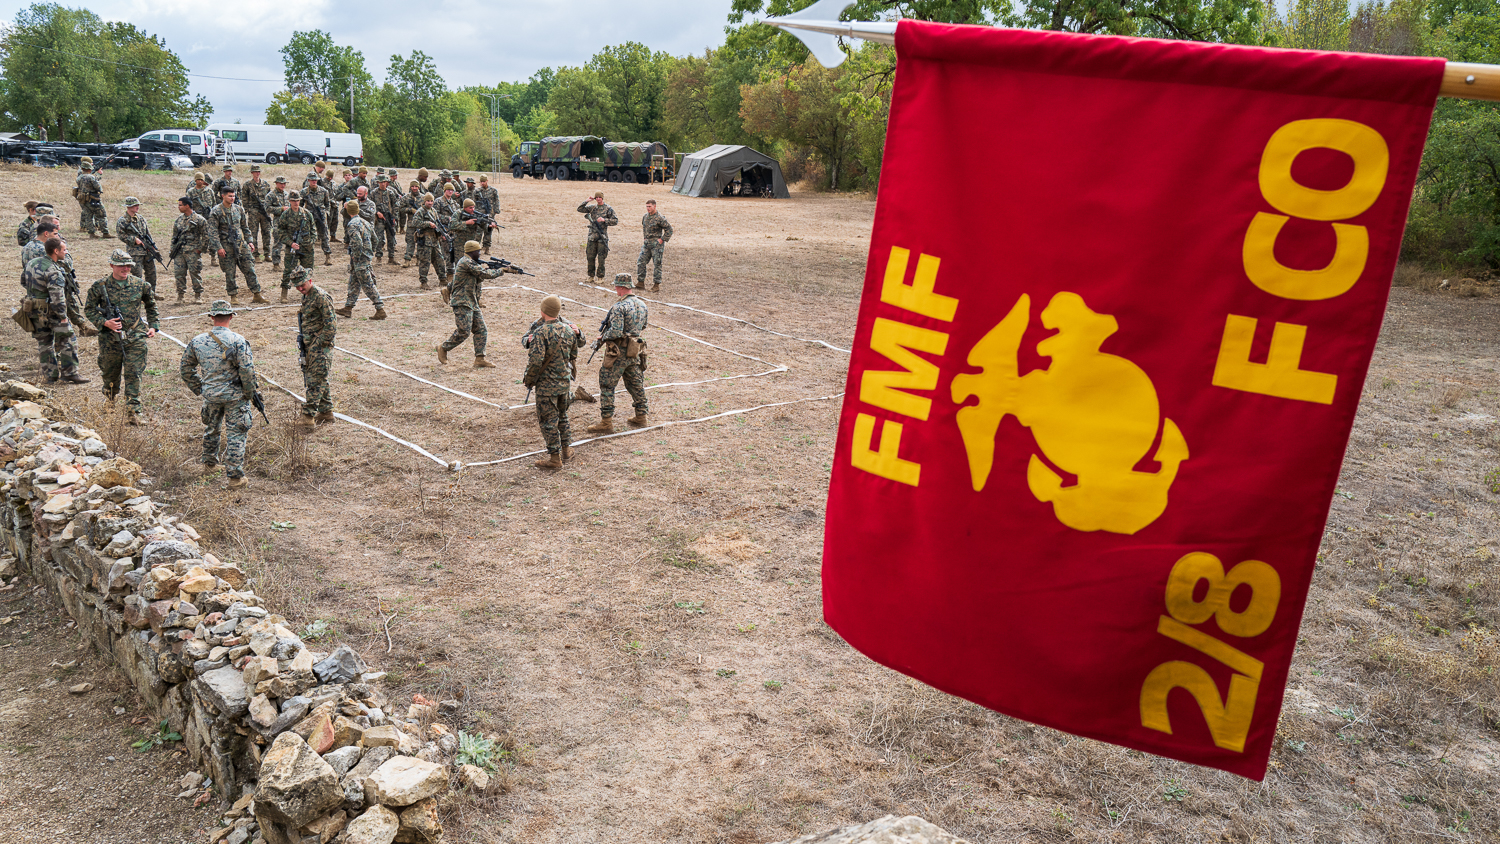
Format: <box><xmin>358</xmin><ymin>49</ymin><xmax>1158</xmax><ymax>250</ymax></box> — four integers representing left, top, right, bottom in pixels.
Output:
<box><xmin>413</xmin><ymin>194</ymin><xmax>447</xmax><ymax>290</ymax></box>
<box><xmin>435</xmin><ymin>240</ymin><xmax>505</xmax><ymax>368</ymax></box>
<box><xmin>85</xmin><ymin>249</ymin><xmax>159</xmax><ymax>423</ymax></box>
<box><xmin>244</xmin><ymin>165</ymin><xmax>273</xmax><ymax>257</ymax></box>
<box><xmin>523</xmin><ymin>295</ymin><xmax>585</xmax><ymax>469</ymax></box>
<box><xmin>373</xmin><ymin>174</ymin><xmax>400</xmax><ymax>265</ymax></box>
<box><xmin>21</xmin><ymin>238</ymin><xmax>89</xmax><ymax>384</ymax></box>
<box><xmin>116</xmin><ymin>197</ymin><xmax>163</xmax><ymax>300</ymax></box>
<box><xmin>75</xmin><ymin>156</ymin><xmax>109</xmax><ymax>237</ymax></box>
<box><xmin>293</xmin><ymin>267</ymin><xmax>337</xmax><ymax>426</ymax></box>
<box><xmin>302</xmin><ymin>171</ymin><xmax>333</xmax><ymax>266</ymax></box>
<box><xmin>265</xmin><ymin>177</ymin><xmax>291</xmax><ymax>269</ymax></box>
<box><xmin>179</xmin><ymin>300</ymin><xmax>258</xmax><ymax>490</ymax></box>
<box><xmin>476</xmin><ymin>175</ymin><xmax>500</xmax><ymax>254</ymax></box>
<box><xmin>276</xmin><ymin>191</ymin><xmax>317</xmax><ymax>302</ymax></box>
<box><xmin>586</xmin><ymin>273</ymin><xmax>650</xmax><ymax>433</ymax></box>
<box><xmin>208</xmin><ymin>191</ymin><xmax>267</xmax><ymax>306</ymax></box>
<box><xmin>400</xmin><ymin>180</ymin><xmax>423</xmax><ymax>267</ymax></box>
<box><xmin>213</xmin><ymin>165</ymin><xmax>242</xmax><ymax>206</ymax></box>
<box><xmin>577</xmin><ymin>191</ymin><xmax>617</xmax><ymax>284</ymax></box>
<box><xmin>171</xmin><ymin>197</ymin><xmax>210</xmax><ymax>303</ymax></box>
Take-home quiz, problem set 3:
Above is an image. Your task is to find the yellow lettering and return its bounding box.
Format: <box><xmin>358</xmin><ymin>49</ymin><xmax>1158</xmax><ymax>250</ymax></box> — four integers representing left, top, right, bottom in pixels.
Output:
<box><xmin>1211</xmin><ymin>314</ymin><xmax>1337</xmax><ymax>405</ymax></box>
<box><xmin>1243</xmin><ymin>212</ymin><xmax>1369</xmax><ymax>301</ymax></box>
<box><xmin>881</xmin><ymin>246</ymin><xmax>958</xmax><ymax>322</ymax></box>
<box><xmin>1259</xmin><ymin>119</ymin><xmax>1389</xmax><ymax>221</ymax></box>
<box><xmin>1139</xmin><ymin>660</ymin><xmax>1260</xmax><ymax>753</ymax></box>
<box><xmin>1164</xmin><ymin>553</ymin><xmax>1282</xmax><ymax>638</ymax></box>
<box><xmin>850</xmin><ymin>413</ymin><xmax>920</xmax><ymax>486</ymax></box>
<box><xmin>860</xmin><ymin>317</ymin><xmax>949</xmax><ymax>421</ymax></box>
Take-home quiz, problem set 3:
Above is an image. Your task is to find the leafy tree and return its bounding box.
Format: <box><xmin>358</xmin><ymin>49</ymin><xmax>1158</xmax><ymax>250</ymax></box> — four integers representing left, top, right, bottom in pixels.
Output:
<box><xmin>1348</xmin><ymin>0</ymin><xmax>1432</xmax><ymax>54</ymax></box>
<box><xmin>1260</xmin><ymin>0</ymin><xmax>1350</xmax><ymax>49</ymax></box>
<box><xmin>741</xmin><ymin>60</ymin><xmax>859</xmax><ymax>188</ymax></box>
<box><xmin>375</xmin><ymin>51</ymin><xmax>450</xmax><ymax>167</ymax></box>
<box><xmin>587</xmin><ymin>42</ymin><xmax>674</xmax><ymax>139</ymax></box>
<box><xmin>265</xmin><ymin>91</ymin><xmax>349</xmax><ymax>132</ymax></box>
<box><xmin>279</xmin><ymin>30</ymin><xmax>375</xmax><ymax>134</ymax></box>
<box><xmin>663</xmin><ymin>49</ymin><xmax>767</xmax><ymax>150</ymax></box>
<box><xmin>546</xmin><ymin>68</ymin><xmax>616</xmax><ymax>137</ymax></box>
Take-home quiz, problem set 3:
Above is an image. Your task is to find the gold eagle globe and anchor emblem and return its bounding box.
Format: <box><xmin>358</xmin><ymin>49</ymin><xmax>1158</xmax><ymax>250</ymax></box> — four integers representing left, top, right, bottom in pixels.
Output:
<box><xmin>952</xmin><ymin>292</ymin><xmax>1190</xmax><ymax>535</ymax></box>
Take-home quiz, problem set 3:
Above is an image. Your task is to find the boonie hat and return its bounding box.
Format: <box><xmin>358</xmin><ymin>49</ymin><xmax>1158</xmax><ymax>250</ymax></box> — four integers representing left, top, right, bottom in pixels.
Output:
<box><xmin>123</xmin><ymin>197</ymin><xmax>140</xmax><ymax>207</ymax></box>
<box><xmin>250</xmin><ymin>164</ymin><xmax>261</xmax><ymax>173</ymax></box>
<box><xmin>108</xmin><ymin>249</ymin><xmax>135</xmax><ymax>267</ymax></box>
<box><xmin>208</xmin><ymin>300</ymin><xmax>234</xmax><ymax>316</ymax></box>
<box><xmin>274</xmin><ymin>176</ymin><xmax>287</xmax><ymax>184</ymax></box>
<box><xmin>614</xmin><ymin>273</ymin><xmax>633</xmax><ymax>287</ymax></box>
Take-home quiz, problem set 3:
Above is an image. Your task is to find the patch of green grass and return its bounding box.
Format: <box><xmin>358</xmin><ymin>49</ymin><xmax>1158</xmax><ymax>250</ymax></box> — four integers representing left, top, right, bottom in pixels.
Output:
<box><xmin>130</xmin><ymin>720</ymin><xmax>181</xmax><ymax>752</ymax></box>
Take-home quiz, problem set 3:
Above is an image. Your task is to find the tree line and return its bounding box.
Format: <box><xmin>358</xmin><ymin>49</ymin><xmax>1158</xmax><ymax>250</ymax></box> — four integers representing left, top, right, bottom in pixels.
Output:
<box><xmin>1</xmin><ymin>0</ymin><xmax>1497</xmax><ymax>268</ymax></box>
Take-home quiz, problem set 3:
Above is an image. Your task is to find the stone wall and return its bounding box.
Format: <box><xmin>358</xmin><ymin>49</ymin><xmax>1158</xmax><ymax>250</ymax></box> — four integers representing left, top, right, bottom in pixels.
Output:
<box><xmin>0</xmin><ymin>386</ymin><xmax>475</xmax><ymax>844</ymax></box>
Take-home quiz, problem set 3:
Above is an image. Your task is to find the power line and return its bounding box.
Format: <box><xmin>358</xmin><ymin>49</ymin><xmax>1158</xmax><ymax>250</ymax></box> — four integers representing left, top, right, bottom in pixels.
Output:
<box><xmin>4</xmin><ymin>35</ymin><xmax>287</xmax><ymax>81</ymax></box>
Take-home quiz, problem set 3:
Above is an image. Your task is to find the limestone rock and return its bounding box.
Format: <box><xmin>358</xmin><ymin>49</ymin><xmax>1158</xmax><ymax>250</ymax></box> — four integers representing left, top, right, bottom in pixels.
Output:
<box><xmin>90</xmin><ymin>456</ymin><xmax>141</xmax><ymax>489</ymax></box>
<box><xmin>256</xmin><ymin>732</ymin><xmax>343</xmax><ymax>829</ymax></box>
<box><xmin>323</xmin><ymin>745</ymin><xmax>363</xmax><ymax>778</ymax></box>
<box><xmin>313</xmin><ymin>645</ymin><xmax>367</xmax><ymax>684</ymax></box>
<box><xmin>341</xmin><ymin>746</ymin><xmax>395</xmax><ymax>807</ymax></box>
<box><xmin>308</xmin><ymin>712</ymin><xmax>336</xmax><ymax>754</ymax></box>
<box><xmin>0</xmin><ymin>380</ymin><xmax>47</xmax><ymax>401</ymax></box>
<box><xmin>249</xmin><ymin>693</ymin><xmax>279</xmax><ymax>728</ymax></box>
<box><xmin>367</xmin><ymin>756</ymin><xmax>448</xmax><ymax>807</ymax></box>
<box><xmin>140</xmin><ymin>539</ymin><xmax>201</xmax><ymax>569</ymax></box>
<box><xmin>456</xmin><ymin>764</ymin><xmax>489</xmax><ymax>793</ymax></box>
<box><xmin>205</xmin><ymin>561</ymin><xmax>248</xmax><ymax>588</ymax></box>
<box><xmin>344</xmin><ymin>805</ymin><xmax>399</xmax><ymax>844</ymax></box>
<box><xmin>178</xmin><ymin>565</ymin><xmax>217</xmax><ymax>596</ymax></box>
<box><xmin>242</xmin><ymin>655</ymin><xmax>279</xmax><ymax>686</ymax></box>
<box><xmin>768</xmin><ymin>816</ymin><xmax>970</xmax><ymax>844</ymax></box>
<box><xmin>305</xmin><ymin>809</ymin><xmax>348</xmax><ymax>844</ymax></box>
<box><xmin>197</xmin><ymin>665</ymin><xmax>250</xmax><ymax>718</ymax></box>
<box><xmin>394</xmin><ymin>797</ymin><xmax>442</xmax><ymax>843</ymax></box>
<box><xmin>360</xmin><ymin>725</ymin><xmax>400</xmax><ymax>748</ymax></box>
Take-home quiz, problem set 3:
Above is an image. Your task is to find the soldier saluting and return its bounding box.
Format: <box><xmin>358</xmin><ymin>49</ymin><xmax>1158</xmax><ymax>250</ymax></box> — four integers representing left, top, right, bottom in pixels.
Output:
<box><xmin>577</xmin><ymin>191</ymin><xmax>617</xmax><ymax>284</ymax></box>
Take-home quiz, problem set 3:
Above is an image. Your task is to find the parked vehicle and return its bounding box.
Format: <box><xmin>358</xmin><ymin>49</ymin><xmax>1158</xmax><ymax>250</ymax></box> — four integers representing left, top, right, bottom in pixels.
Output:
<box><xmin>325</xmin><ymin>133</ymin><xmax>363</xmax><ymax>166</ymax></box>
<box><xmin>284</xmin><ymin>129</ymin><xmax>327</xmax><ymax>163</ymax></box>
<box><xmin>204</xmin><ymin>124</ymin><xmax>288</xmax><ymax>163</ymax></box>
<box><xmin>284</xmin><ymin>144</ymin><xmax>321</xmax><ymax>165</ymax></box>
<box><xmin>136</xmin><ymin>128</ymin><xmax>211</xmax><ymax>164</ymax></box>
<box><xmin>0</xmin><ymin>140</ymin><xmax>192</xmax><ymax>170</ymax></box>
<box><xmin>511</xmin><ymin>136</ymin><xmax>674</xmax><ymax>182</ymax></box>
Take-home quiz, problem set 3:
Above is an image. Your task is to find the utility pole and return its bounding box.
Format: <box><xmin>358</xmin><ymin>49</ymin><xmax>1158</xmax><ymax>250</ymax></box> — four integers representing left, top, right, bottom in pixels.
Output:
<box><xmin>480</xmin><ymin>92</ymin><xmax>511</xmax><ymax>176</ymax></box>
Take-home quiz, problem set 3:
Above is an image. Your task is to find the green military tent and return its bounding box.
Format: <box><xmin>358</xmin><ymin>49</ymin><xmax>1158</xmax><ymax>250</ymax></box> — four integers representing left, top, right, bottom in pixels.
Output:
<box><xmin>671</xmin><ymin>145</ymin><xmax>790</xmax><ymax>198</ymax></box>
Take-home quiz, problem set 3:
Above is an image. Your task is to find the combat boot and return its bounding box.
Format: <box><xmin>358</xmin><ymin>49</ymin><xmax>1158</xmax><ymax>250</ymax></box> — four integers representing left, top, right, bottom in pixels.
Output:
<box><xmin>634</xmin><ymin>278</ymin><xmax>645</xmax><ymax>290</ymax></box>
<box><xmin>533</xmin><ymin>453</ymin><xmax>562</xmax><ymax>470</ymax></box>
<box><xmin>314</xmin><ymin>411</ymin><xmax>335</xmax><ymax>425</ymax></box>
<box><xmin>388</xmin><ymin>256</ymin><xmax>398</xmax><ymax>265</ymax></box>
<box><xmin>370</xmin><ymin>308</ymin><xmax>387</xmax><ymax>320</ymax></box>
<box><xmin>402</xmin><ymin>261</ymin><xmax>411</xmax><ymax>269</ymax></box>
<box><xmin>194</xmin><ymin>292</ymin><xmax>203</xmax><ymax>304</ymax></box>
<box><xmin>226</xmin><ymin>476</ymin><xmax>248</xmax><ymax>490</ymax></box>
<box><xmin>279</xmin><ymin>290</ymin><xmax>289</xmax><ymax>304</ymax></box>
<box><xmin>562</xmin><ymin>444</ymin><xmax>573</xmax><ymax>461</ymax></box>
<box><xmin>229</xmin><ymin>295</ymin><xmax>239</xmax><ymax>306</ymax></box>
<box><xmin>626</xmin><ymin>413</ymin><xmax>648</xmax><ymax>428</ymax></box>
<box><xmin>586</xmin><ymin>416</ymin><xmax>614</xmax><ymax>434</ymax></box>
<box><xmin>650</xmin><ymin>282</ymin><xmax>660</xmax><ymax>293</ymax></box>
<box><xmin>334</xmin><ymin>306</ymin><xmax>353</xmax><ymax>318</ymax></box>
<box><xmin>436</xmin><ymin>345</ymin><xmax>448</xmax><ymax>364</ymax></box>
<box><xmin>60</xmin><ymin>373</ymin><xmax>89</xmax><ymax>384</ymax></box>
<box><xmin>201</xmin><ymin>464</ymin><xmax>218</xmax><ymax>477</ymax></box>
<box><xmin>473</xmin><ymin>356</ymin><xmax>495</xmax><ymax>369</ymax></box>
<box><xmin>176</xmin><ymin>292</ymin><xmax>184</xmax><ymax>303</ymax></box>
<box><xmin>323</xmin><ymin>254</ymin><xmax>332</xmax><ymax>266</ymax></box>
<box><xmin>295</xmin><ymin>414</ymin><xmax>316</xmax><ymax>428</ymax></box>
<box><xmin>573</xmin><ymin>385</ymin><xmax>596</xmax><ymax>403</ymax></box>
<box><xmin>126</xmin><ymin>411</ymin><xmax>141</xmax><ymax>426</ymax></box>
<box><xmin>251</xmin><ymin>292</ymin><xmax>268</xmax><ymax>304</ymax></box>
<box><xmin>418</xmin><ymin>281</ymin><xmax>429</xmax><ymax>290</ymax></box>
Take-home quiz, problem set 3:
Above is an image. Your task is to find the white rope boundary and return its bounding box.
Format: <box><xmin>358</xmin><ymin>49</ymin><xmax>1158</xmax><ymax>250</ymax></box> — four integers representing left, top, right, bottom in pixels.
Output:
<box><xmin>575</xmin><ymin>280</ymin><xmax>851</xmax><ymax>354</ymax></box>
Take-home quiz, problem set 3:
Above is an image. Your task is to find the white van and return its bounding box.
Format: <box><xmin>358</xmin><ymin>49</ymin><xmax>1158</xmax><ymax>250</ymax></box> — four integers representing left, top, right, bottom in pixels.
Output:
<box><xmin>325</xmin><ymin>133</ymin><xmax>363</xmax><ymax>166</ymax></box>
<box><xmin>205</xmin><ymin>123</ymin><xmax>288</xmax><ymax>164</ymax></box>
<box><xmin>283</xmin><ymin>128</ymin><xmax>326</xmax><ymax>164</ymax></box>
<box><xmin>136</xmin><ymin>128</ymin><xmax>211</xmax><ymax>164</ymax></box>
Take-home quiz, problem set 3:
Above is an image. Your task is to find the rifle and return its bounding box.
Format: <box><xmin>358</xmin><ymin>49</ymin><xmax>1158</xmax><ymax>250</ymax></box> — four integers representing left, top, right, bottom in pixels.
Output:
<box><xmin>251</xmin><ymin>391</ymin><xmax>270</xmax><ymax>425</ymax></box>
<box><xmin>296</xmin><ymin>311</ymin><xmax>308</xmax><ymax>368</ymax></box>
<box><xmin>139</xmin><ymin>228</ymin><xmax>166</xmax><ymax>268</ymax></box>
<box><xmin>586</xmin><ymin>312</ymin><xmax>610</xmax><ymax>364</ymax></box>
<box><xmin>460</xmin><ymin>210</ymin><xmax>505</xmax><ymax>230</ymax></box>
<box><xmin>89</xmin><ymin>149</ymin><xmax>122</xmax><ymax>174</ymax></box>
<box><xmin>98</xmin><ymin>281</ymin><xmax>124</xmax><ymax>337</ymax></box>
<box><xmin>479</xmin><ymin>257</ymin><xmax>533</xmax><ymax>277</ymax></box>
<box><xmin>167</xmin><ymin>227</ymin><xmax>184</xmax><ymax>267</ymax></box>
<box><xmin>524</xmin><ymin>386</ymin><xmax>533</xmax><ymax>406</ymax></box>
<box><xmin>433</xmin><ymin>216</ymin><xmax>455</xmax><ymax>270</ymax></box>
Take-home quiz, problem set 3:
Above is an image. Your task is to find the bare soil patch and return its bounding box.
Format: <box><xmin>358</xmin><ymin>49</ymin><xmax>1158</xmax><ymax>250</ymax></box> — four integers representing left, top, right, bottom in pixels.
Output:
<box><xmin>1</xmin><ymin>163</ymin><xmax>1497</xmax><ymax>842</ymax></box>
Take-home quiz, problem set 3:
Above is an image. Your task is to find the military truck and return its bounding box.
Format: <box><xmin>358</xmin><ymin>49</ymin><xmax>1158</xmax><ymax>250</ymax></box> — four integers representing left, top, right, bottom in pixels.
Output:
<box><xmin>511</xmin><ymin>136</ymin><xmax>674</xmax><ymax>183</ymax></box>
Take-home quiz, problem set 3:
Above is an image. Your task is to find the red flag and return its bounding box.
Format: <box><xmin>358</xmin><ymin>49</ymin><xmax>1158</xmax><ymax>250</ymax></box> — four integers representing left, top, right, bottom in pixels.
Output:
<box><xmin>823</xmin><ymin>23</ymin><xmax>1444</xmax><ymax>779</ymax></box>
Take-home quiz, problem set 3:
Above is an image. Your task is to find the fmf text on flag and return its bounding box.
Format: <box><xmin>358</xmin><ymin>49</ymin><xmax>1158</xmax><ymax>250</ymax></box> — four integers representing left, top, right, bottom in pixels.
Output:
<box><xmin>822</xmin><ymin>22</ymin><xmax>1445</xmax><ymax>780</ymax></box>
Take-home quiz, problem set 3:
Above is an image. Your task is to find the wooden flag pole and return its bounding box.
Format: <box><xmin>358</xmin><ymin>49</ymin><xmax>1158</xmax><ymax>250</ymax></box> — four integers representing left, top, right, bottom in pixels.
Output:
<box><xmin>763</xmin><ymin>7</ymin><xmax>1500</xmax><ymax>102</ymax></box>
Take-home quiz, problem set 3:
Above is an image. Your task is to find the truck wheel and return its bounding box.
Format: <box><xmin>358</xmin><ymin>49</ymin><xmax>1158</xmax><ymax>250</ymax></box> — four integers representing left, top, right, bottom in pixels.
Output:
<box><xmin>344</xmin><ymin>157</ymin><xmax>357</xmax><ymax>167</ymax></box>
<box><xmin>557</xmin><ymin>168</ymin><xmax>570</xmax><ymax>181</ymax></box>
<box><xmin>512</xmin><ymin>165</ymin><xmax>524</xmax><ymax>179</ymax></box>
<box><xmin>543</xmin><ymin>166</ymin><xmax>556</xmax><ymax>180</ymax></box>
<box><xmin>622</xmin><ymin>170</ymin><xmax>638</xmax><ymax>184</ymax></box>
<box><xmin>265</xmin><ymin>153</ymin><xmax>280</xmax><ymax>165</ymax></box>
<box><xmin>607</xmin><ymin>170</ymin><xmax>622</xmax><ymax>182</ymax></box>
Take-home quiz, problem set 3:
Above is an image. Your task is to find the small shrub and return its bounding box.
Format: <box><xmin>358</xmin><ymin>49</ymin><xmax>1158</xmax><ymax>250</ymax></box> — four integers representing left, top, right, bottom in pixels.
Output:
<box><xmin>456</xmin><ymin>730</ymin><xmax>500</xmax><ymax>772</ymax></box>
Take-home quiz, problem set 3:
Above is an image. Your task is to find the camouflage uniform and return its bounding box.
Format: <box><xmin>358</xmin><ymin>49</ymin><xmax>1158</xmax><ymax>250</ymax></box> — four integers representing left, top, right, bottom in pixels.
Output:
<box><xmin>84</xmin><ymin>264</ymin><xmax>160</xmax><ymax>412</ymax></box>
<box><xmin>187</xmin><ymin>184</ymin><xmax>216</xmax><ymax>219</ymax></box>
<box><xmin>76</xmin><ymin>168</ymin><xmax>108</xmax><ymax>236</ymax></box>
<box><xmin>372</xmin><ymin>182</ymin><xmax>399</xmax><ymax>259</ymax></box>
<box><xmin>116</xmin><ymin>209</ymin><xmax>159</xmax><ymax>294</ymax></box>
<box><xmin>22</xmin><ymin>255</ymin><xmax>81</xmax><ymax>381</ymax></box>
<box><xmin>413</xmin><ymin>206</ymin><xmax>448</xmax><ymax>287</ymax></box>
<box><xmin>577</xmin><ymin>200</ymin><xmax>618</xmax><ymax>279</ymax></box>
<box><xmin>171</xmin><ymin>210</ymin><xmax>210</xmax><ymax>297</ymax></box>
<box><xmin>330</xmin><ymin>177</ymin><xmax>355</xmax><ymax>240</ymax></box>
<box><xmin>301</xmin><ymin>176</ymin><xmax>333</xmax><ymax>257</ymax></box>
<box><xmin>207</xmin><ymin>203</ymin><xmax>263</xmax><ymax>297</ymax></box>
<box><xmin>343</xmin><ymin>217</ymin><xmax>383</xmax><ymax>311</ymax></box>
<box><xmin>212</xmin><ymin>173</ymin><xmax>242</xmax><ymax>205</ymax></box>
<box><xmin>401</xmin><ymin>187</ymin><xmax>423</xmax><ymax>261</ymax></box>
<box><xmin>441</xmin><ymin>255</ymin><xmax>505</xmax><ymax>356</ymax></box>
<box><xmin>297</xmin><ymin>282</ymin><xmax>337</xmax><ymax>418</ymax></box>
<box><xmin>275</xmin><ymin>205</ymin><xmax>317</xmax><ymax>291</ymax></box>
<box><xmin>637</xmin><ymin>210</ymin><xmax>674</xmax><ymax>289</ymax></box>
<box><xmin>356</xmin><ymin>196</ymin><xmax>376</xmax><ymax>227</ymax></box>
<box><xmin>524</xmin><ymin>318</ymin><xmax>585</xmax><ymax>455</ymax></box>
<box><xmin>16</xmin><ymin>215</ymin><xmax>36</xmax><ymax>248</ymax></box>
<box><xmin>265</xmin><ymin>187</ymin><xmax>290</xmax><ymax>266</ymax></box>
<box><xmin>597</xmin><ymin>292</ymin><xmax>649</xmax><ymax>420</ymax></box>
<box><xmin>475</xmin><ymin>182</ymin><xmax>500</xmax><ymax>250</ymax></box>
<box><xmin>243</xmin><ymin>175</ymin><xmax>273</xmax><ymax>255</ymax></box>
<box><xmin>180</xmin><ymin>322</ymin><xmax>257</xmax><ymax>480</ymax></box>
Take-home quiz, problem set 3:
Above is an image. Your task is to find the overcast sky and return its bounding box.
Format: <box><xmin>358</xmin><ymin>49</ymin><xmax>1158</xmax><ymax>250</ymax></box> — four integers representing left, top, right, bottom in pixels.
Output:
<box><xmin>11</xmin><ymin>1</ymin><xmax>745</xmax><ymax>126</ymax></box>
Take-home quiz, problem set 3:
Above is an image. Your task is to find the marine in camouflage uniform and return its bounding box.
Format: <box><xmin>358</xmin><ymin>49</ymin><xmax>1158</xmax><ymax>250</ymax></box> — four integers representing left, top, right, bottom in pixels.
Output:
<box><xmin>372</xmin><ymin>176</ymin><xmax>400</xmax><ymax>262</ymax></box>
<box><xmin>330</xmin><ymin>171</ymin><xmax>355</xmax><ymax>241</ymax></box>
<box><xmin>22</xmin><ymin>231</ymin><xmax>92</xmax><ymax>335</ymax></box>
<box><xmin>207</xmin><ymin>196</ymin><xmax>266</xmax><ymax>303</ymax></box>
<box><xmin>475</xmin><ymin>176</ymin><xmax>500</xmax><ymax>252</ymax></box>
<box><xmin>186</xmin><ymin>176</ymin><xmax>215</xmax><ymax>219</ymax></box>
<box><xmin>400</xmin><ymin>182</ymin><xmax>423</xmax><ymax>264</ymax></box>
<box><xmin>336</xmin><ymin>202</ymin><xmax>385</xmax><ymax>319</ymax></box>
<box><xmin>180</xmin><ymin>300</ymin><xmax>257</xmax><ymax>487</ymax></box>
<box><xmin>84</xmin><ymin>250</ymin><xmax>160</xmax><ymax>418</ymax></box>
<box><xmin>212</xmin><ymin>167</ymin><xmax>242</xmax><ymax>205</ymax></box>
<box><xmin>243</xmin><ymin>166</ymin><xmax>273</xmax><ymax>256</ymax></box>
<box><xmin>293</xmin><ymin>268</ymin><xmax>337</xmax><ymax>423</ymax></box>
<box><xmin>524</xmin><ymin>295</ymin><xmax>585</xmax><ymax>469</ymax></box>
<box><xmin>577</xmin><ymin>193</ymin><xmax>618</xmax><ymax>281</ymax></box>
<box><xmin>116</xmin><ymin>197</ymin><xmax>160</xmax><ymax>297</ymax></box>
<box><xmin>637</xmin><ymin>201</ymin><xmax>674</xmax><ymax>292</ymax></box>
<box><xmin>171</xmin><ymin>197</ymin><xmax>210</xmax><ymax>301</ymax></box>
<box><xmin>412</xmin><ymin>197</ymin><xmax>447</xmax><ymax>289</ymax></box>
<box><xmin>436</xmin><ymin>242</ymin><xmax>505</xmax><ymax>367</ymax></box>
<box><xmin>275</xmin><ymin>193</ymin><xmax>317</xmax><ymax>296</ymax></box>
<box><xmin>433</xmin><ymin>187</ymin><xmax>460</xmax><ymax>282</ymax></box>
<box><xmin>451</xmin><ymin>200</ymin><xmax>486</xmax><ymax>280</ymax></box>
<box><xmin>16</xmin><ymin>206</ymin><xmax>38</xmax><ymax>248</ymax></box>
<box><xmin>75</xmin><ymin>157</ymin><xmax>109</xmax><ymax>236</ymax></box>
<box><xmin>588</xmin><ymin>274</ymin><xmax>650</xmax><ymax>432</ymax></box>
<box><xmin>22</xmin><ymin>244</ymin><xmax>88</xmax><ymax>383</ymax></box>
<box><xmin>264</xmin><ymin>179</ymin><xmax>290</xmax><ymax>268</ymax></box>
<box><xmin>301</xmin><ymin>172</ymin><xmax>333</xmax><ymax>263</ymax></box>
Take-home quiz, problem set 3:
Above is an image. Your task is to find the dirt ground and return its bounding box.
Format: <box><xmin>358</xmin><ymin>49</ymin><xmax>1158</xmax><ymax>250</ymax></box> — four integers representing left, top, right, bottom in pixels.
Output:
<box><xmin>0</xmin><ymin>162</ymin><xmax>1497</xmax><ymax>843</ymax></box>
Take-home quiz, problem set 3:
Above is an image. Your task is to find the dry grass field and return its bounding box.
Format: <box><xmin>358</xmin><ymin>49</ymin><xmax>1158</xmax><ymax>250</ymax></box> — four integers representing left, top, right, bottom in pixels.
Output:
<box><xmin>0</xmin><ymin>161</ymin><xmax>1496</xmax><ymax>844</ymax></box>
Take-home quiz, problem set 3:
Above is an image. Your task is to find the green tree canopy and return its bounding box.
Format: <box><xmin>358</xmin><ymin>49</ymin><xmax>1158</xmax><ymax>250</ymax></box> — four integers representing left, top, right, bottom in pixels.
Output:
<box><xmin>546</xmin><ymin>68</ymin><xmax>616</xmax><ymax>137</ymax></box>
<box><xmin>279</xmin><ymin>29</ymin><xmax>375</xmax><ymax>134</ymax></box>
<box><xmin>587</xmin><ymin>42</ymin><xmax>674</xmax><ymax>139</ymax></box>
<box><xmin>265</xmin><ymin>91</ymin><xmax>349</xmax><ymax>132</ymax></box>
<box><xmin>375</xmin><ymin>51</ymin><xmax>450</xmax><ymax>167</ymax></box>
